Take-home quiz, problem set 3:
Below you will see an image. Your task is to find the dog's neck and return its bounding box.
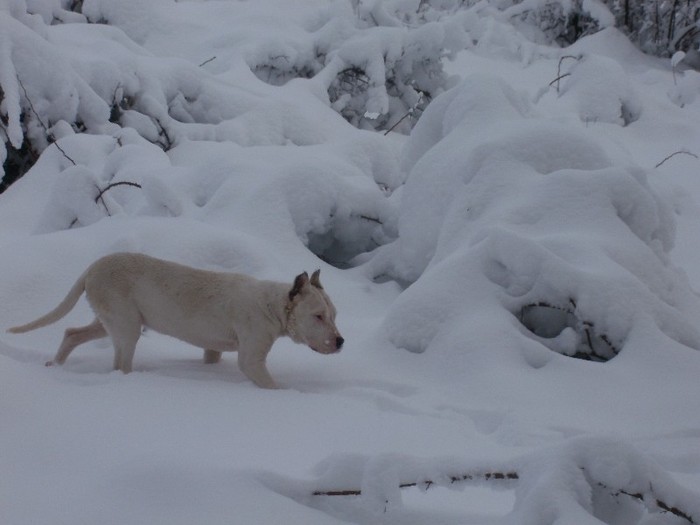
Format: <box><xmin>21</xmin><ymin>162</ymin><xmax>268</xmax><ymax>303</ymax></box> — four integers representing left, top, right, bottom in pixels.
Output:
<box><xmin>264</xmin><ymin>285</ymin><xmax>300</xmax><ymax>341</ymax></box>
<box><xmin>284</xmin><ymin>302</ymin><xmax>299</xmax><ymax>341</ymax></box>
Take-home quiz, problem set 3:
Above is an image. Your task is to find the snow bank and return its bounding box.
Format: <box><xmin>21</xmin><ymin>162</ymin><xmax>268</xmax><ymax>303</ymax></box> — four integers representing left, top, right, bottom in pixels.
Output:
<box><xmin>372</xmin><ymin>72</ymin><xmax>700</xmax><ymax>363</ymax></box>
<box><xmin>560</xmin><ymin>54</ymin><xmax>643</xmax><ymax>125</ymax></box>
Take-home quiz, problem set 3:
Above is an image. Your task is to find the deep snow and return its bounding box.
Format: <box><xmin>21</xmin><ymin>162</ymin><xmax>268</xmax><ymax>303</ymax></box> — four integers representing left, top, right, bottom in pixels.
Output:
<box><xmin>2</xmin><ymin>1</ymin><xmax>700</xmax><ymax>524</ymax></box>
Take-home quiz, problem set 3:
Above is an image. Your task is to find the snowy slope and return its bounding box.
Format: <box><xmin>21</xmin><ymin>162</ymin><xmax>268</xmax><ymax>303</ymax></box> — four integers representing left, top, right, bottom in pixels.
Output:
<box><xmin>2</xmin><ymin>1</ymin><xmax>700</xmax><ymax>524</ymax></box>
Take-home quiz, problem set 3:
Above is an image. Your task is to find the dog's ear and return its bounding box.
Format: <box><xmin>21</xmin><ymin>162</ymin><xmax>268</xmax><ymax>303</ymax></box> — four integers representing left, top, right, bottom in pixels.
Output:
<box><xmin>310</xmin><ymin>269</ymin><xmax>323</xmax><ymax>289</ymax></box>
<box><xmin>289</xmin><ymin>272</ymin><xmax>309</xmax><ymax>300</ymax></box>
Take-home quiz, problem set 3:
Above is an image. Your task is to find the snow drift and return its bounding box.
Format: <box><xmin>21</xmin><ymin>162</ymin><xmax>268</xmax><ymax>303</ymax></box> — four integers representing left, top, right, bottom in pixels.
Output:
<box><xmin>372</xmin><ymin>72</ymin><xmax>700</xmax><ymax>364</ymax></box>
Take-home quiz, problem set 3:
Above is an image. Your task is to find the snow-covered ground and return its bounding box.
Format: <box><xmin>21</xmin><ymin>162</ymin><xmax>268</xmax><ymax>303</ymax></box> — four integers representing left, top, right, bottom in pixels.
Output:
<box><xmin>2</xmin><ymin>1</ymin><xmax>700</xmax><ymax>524</ymax></box>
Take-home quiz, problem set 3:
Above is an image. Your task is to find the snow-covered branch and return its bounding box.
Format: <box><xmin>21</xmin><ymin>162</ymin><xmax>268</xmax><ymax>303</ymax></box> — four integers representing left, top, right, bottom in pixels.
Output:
<box><xmin>270</xmin><ymin>438</ymin><xmax>700</xmax><ymax>524</ymax></box>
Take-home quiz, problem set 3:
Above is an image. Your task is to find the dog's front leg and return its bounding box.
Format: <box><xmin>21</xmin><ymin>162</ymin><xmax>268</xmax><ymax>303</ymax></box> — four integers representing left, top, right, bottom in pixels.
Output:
<box><xmin>238</xmin><ymin>343</ymin><xmax>278</xmax><ymax>389</ymax></box>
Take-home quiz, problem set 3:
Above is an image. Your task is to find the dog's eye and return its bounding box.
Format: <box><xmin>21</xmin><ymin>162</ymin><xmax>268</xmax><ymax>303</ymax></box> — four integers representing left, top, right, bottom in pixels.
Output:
<box><xmin>315</xmin><ymin>314</ymin><xmax>324</xmax><ymax>321</ymax></box>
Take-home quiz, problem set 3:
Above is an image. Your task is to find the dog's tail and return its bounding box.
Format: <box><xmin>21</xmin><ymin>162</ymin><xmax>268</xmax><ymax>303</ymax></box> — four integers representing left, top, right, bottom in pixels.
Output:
<box><xmin>7</xmin><ymin>270</ymin><xmax>88</xmax><ymax>334</ymax></box>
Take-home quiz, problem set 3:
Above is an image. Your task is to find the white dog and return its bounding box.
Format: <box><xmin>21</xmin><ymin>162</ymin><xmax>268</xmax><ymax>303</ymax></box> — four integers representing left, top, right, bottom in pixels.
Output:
<box><xmin>8</xmin><ymin>253</ymin><xmax>343</xmax><ymax>388</ymax></box>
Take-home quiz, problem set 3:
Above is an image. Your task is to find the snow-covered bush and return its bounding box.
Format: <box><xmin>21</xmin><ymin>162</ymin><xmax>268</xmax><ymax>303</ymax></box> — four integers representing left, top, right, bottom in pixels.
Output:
<box><xmin>0</xmin><ymin>6</ymin><xmax>110</xmax><ymax>189</ymax></box>
<box><xmin>502</xmin><ymin>0</ymin><xmax>615</xmax><ymax>46</ymax></box>
<box><xmin>1</xmin><ymin>0</ymin><xmax>267</xmax><ymax>188</ymax></box>
<box><xmin>369</xmin><ymin>73</ymin><xmax>700</xmax><ymax>362</ymax></box>
<box><xmin>2</xmin><ymin>0</ymin><xmax>456</xmax><ymax>189</ymax></box>
<box><xmin>240</xmin><ymin>0</ymin><xmax>475</xmax><ymax>133</ymax></box>
<box><xmin>557</xmin><ymin>53</ymin><xmax>642</xmax><ymax>125</ymax></box>
<box><xmin>312</xmin><ymin>1</ymin><xmax>472</xmax><ymax>132</ymax></box>
<box><xmin>6</xmin><ymin>0</ymin><xmax>678</xmax><ymax>193</ymax></box>
<box><xmin>0</xmin><ymin>0</ymin><xmax>403</xmax><ymax>267</ymax></box>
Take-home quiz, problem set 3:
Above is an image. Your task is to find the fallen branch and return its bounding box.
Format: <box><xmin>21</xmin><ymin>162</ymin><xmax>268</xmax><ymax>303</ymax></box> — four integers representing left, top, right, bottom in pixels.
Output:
<box><xmin>312</xmin><ymin>470</ymin><xmax>519</xmax><ymax>496</ymax></box>
<box><xmin>597</xmin><ymin>482</ymin><xmax>697</xmax><ymax>524</ymax></box>
<box><xmin>311</xmin><ymin>468</ymin><xmax>696</xmax><ymax>524</ymax></box>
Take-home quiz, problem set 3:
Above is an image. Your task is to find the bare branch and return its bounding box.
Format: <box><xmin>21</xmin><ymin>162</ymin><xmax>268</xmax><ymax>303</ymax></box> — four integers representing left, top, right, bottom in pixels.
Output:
<box><xmin>94</xmin><ymin>181</ymin><xmax>142</xmax><ymax>215</ymax></box>
<box><xmin>152</xmin><ymin>117</ymin><xmax>174</xmax><ymax>151</ymax></box>
<box><xmin>16</xmin><ymin>75</ymin><xmax>76</xmax><ymax>166</ymax></box>
<box><xmin>383</xmin><ymin>110</ymin><xmax>413</xmax><ymax>135</ymax></box>
<box><xmin>596</xmin><ymin>481</ymin><xmax>697</xmax><ymax>524</ymax></box>
<box><xmin>549</xmin><ymin>73</ymin><xmax>571</xmax><ymax>88</ymax></box>
<box><xmin>357</xmin><ymin>214</ymin><xmax>383</xmax><ymax>225</ymax></box>
<box><xmin>553</xmin><ymin>55</ymin><xmax>580</xmax><ymax>93</ymax></box>
<box><xmin>312</xmin><ymin>470</ymin><xmax>519</xmax><ymax>496</ymax></box>
<box><xmin>199</xmin><ymin>56</ymin><xmax>217</xmax><ymax>67</ymax></box>
<box><xmin>655</xmin><ymin>150</ymin><xmax>699</xmax><ymax>168</ymax></box>
<box><xmin>311</xmin><ymin>467</ymin><xmax>697</xmax><ymax>524</ymax></box>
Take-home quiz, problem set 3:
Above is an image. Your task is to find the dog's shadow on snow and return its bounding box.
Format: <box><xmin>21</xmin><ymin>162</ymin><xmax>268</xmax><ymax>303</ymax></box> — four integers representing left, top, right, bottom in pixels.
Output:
<box><xmin>1</xmin><ymin>336</ymin><xmax>421</xmax><ymax>405</ymax></box>
<box><xmin>0</xmin><ymin>335</ymin><xmax>256</xmax><ymax>386</ymax></box>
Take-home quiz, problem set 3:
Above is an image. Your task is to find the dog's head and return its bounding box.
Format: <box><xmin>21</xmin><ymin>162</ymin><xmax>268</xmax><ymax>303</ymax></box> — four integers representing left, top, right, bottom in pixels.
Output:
<box><xmin>287</xmin><ymin>270</ymin><xmax>343</xmax><ymax>354</ymax></box>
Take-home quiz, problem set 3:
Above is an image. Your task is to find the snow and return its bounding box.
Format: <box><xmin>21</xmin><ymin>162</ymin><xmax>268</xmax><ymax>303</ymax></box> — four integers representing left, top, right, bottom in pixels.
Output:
<box><xmin>2</xmin><ymin>1</ymin><xmax>700</xmax><ymax>524</ymax></box>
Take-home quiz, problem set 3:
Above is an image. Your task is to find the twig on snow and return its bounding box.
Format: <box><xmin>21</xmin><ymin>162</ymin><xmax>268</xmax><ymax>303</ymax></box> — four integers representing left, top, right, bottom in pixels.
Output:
<box><xmin>199</xmin><ymin>56</ymin><xmax>217</xmax><ymax>67</ymax></box>
<box><xmin>357</xmin><ymin>214</ymin><xmax>383</xmax><ymax>225</ymax></box>
<box><xmin>311</xmin><ymin>467</ymin><xmax>697</xmax><ymax>524</ymax></box>
<box><xmin>549</xmin><ymin>73</ymin><xmax>571</xmax><ymax>89</ymax></box>
<box><xmin>596</xmin><ymin>481</ymin><xmax>697</xmax><ymax>524</ymax></box>
<box><xmin>384</xmin><ymin>92</ymin><xmax>425</xmax><ymax>135</ymax></box>
<box><xmin>94</xmin><ymin>181</ymin><xmax>142</xmax><ymax>215</ymax></box>
<box><xmin>312</xmin><ymin>470</ymin><xmax>519</xmax><ymax>496</ymax></box>
<box><xmin>552</xmin><ymin>55</ymin><xmax>580</xmax><ymax>93</ymax></box>
<box><xmin>655</xmin><ymin>150</ymin><xmax>699</xmax><ymax>168</ymax></box>
<box><xmin>151</xmin><ymin>117</ymin><xmax>174</xmax><ymax>151</ymax></box>
<box><xmin>384</xmin><ymin>110</ymin><xmax>414</xmax><ymax>135</ymax></box>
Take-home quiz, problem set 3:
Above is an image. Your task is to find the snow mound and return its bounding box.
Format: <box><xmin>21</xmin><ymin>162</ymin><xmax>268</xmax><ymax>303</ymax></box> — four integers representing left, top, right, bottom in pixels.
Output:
<box><xmin>261</xmin><ymin>436</ymin><xmax>700</xmax><ymax>525</ymax></box>
<box><xmin>560</xmin><ymin>54</ymin><xmax>643</xmax><ymax>126</ymax></box>
<box><xmin>371</xmin><ymin>73</ymin><xmax>700</xmax><ymax>362</ymax></box>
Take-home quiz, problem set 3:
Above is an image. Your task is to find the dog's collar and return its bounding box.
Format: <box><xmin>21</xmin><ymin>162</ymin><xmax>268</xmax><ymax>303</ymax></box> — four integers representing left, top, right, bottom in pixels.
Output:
<box><xmin>284</xmin><ymin>301</ymin><xmax>299</xmax><ymax>340</ymax></box>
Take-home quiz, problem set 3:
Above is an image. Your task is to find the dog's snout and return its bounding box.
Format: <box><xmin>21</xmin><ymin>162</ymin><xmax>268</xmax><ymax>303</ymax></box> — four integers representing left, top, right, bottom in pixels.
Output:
<box><xmin>336</xmin><ymin>336</ymin><xmax>344</xmax><ymax>349</ymax></box>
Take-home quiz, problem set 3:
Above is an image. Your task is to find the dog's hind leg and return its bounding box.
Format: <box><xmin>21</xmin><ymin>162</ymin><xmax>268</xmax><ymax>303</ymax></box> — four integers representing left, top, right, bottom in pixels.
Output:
<box><xmin>101</xmin><ymin>312</ymin><xmax>142</xmax><ymax>374</ymax></box>
<box><xmin>47</xmin><ymin>318</ymin><xmax>108</xmax><ymax>367</ymax></box>
<box><xmin>203</xmin><ymin>349</ymin><xmax>222</xmax><ymax>364</ymax></box>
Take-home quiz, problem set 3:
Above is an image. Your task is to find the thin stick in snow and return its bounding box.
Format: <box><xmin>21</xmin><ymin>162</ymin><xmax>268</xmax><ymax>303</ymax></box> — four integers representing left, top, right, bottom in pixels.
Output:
<box><xmin>311</xmin><ymin>469</ymin><xmax>697</xmax><ymax>524</ymax></box>
<box><xmin>94</xmin><ymin>181</ymin><xmax>143</xmax><ymax>215</ymax></box>
<box><xmin>654</xmin><ymin>150</ymin><xmax>699</xmax><ymax>168</ymax></box>
<box><xmin>16</xmin><ymin>75</ymin><xmax>76</xmax><ymax>166</ymax></box>
<box><xmin>312</xmin><ymin>470</ymin><xmax>519</xmax><ymax>496</ymax></box>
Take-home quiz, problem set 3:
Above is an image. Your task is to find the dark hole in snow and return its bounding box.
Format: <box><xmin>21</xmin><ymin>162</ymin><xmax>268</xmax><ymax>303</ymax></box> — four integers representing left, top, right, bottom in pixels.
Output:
<box><xmin>518</xmin><ymin>301</ymin><xmax>619</xmax><ymax>362</ymax></box>
<box><xmin>305</xmin><ymin>212</ymin><xmax>387</xmax><ymax>269</ymax></box>
<box><xmin>1</xmin><ymin>137</ymin><xmax>40</xmax><ymax>194</ymax></box>
<box><xmin>620</xmin><ymin>102</ymin><xmax>640</xmax><ymax>127</ymax></box>
<box><xmin>252</xmin><ymin>62</ymin><xmax>317</xmax><ymax>86</ymax></box>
